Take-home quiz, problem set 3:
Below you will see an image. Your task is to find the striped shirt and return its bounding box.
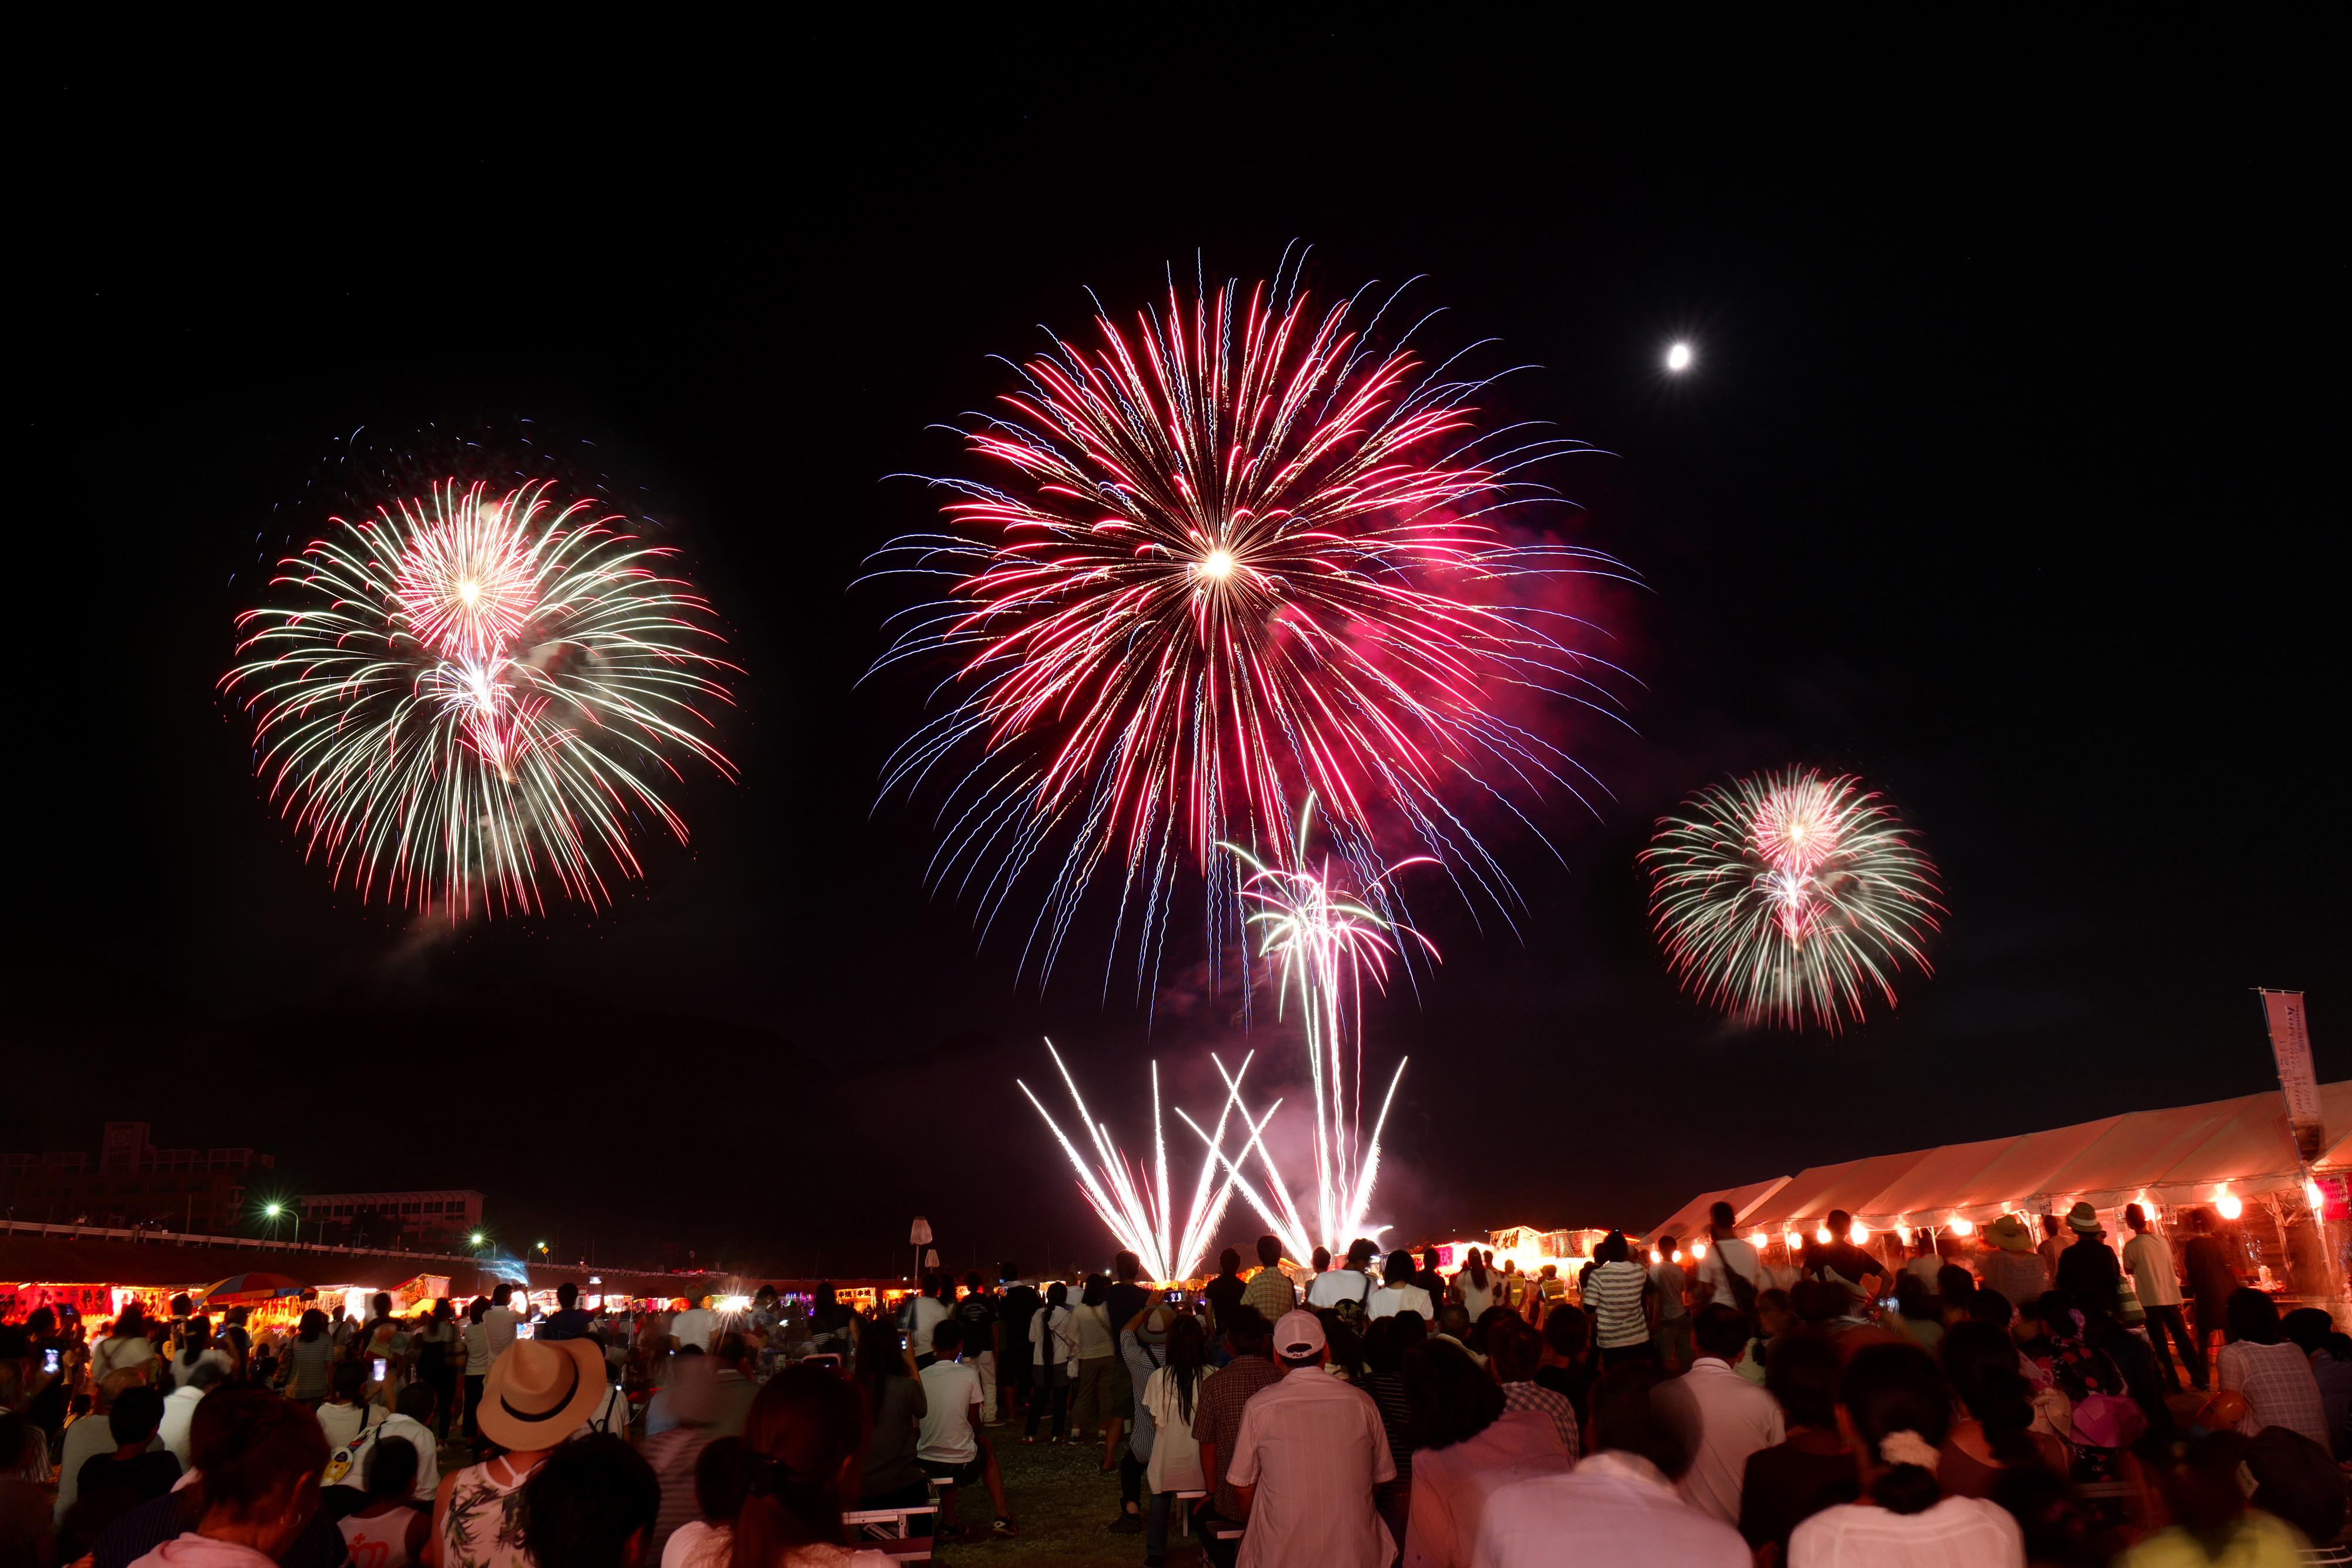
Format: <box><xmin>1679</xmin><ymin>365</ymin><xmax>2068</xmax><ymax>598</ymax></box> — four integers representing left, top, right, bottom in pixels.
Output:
<box><xmin>1583</xmin><ymin>1261</ymin><xmax>1651</xmax><ymax>1349</ymax></box>
<box><xmin>1359</xmin><ymin>1370</ymin><xmax>1416</xmax><ymax>1483</ymax></box>
<box><xmin>1501</xmin><ymin>1379</ymin><xmax>1581</xmax><ymax>1457</ymax></box>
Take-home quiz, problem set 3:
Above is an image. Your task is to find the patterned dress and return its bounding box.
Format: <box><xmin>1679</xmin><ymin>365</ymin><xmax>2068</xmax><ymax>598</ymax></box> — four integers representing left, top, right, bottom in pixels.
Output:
<box><xmin>440</xmin><ymin>1457</ymin><xmax>534</xmax><ymax>1568</ymax></box>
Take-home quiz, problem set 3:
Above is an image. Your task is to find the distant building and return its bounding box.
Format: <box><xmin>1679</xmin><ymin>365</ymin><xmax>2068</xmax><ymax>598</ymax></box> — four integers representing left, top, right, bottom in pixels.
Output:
<box><xmin>299</xmin><ymin>1189</ymin><xmax>486</xmax><ymax>1249</ymax></box>
<box><xmin>0</xmin><ymin>1122</ymin><xmax>274</xmax><ymax>1232</ymax></box>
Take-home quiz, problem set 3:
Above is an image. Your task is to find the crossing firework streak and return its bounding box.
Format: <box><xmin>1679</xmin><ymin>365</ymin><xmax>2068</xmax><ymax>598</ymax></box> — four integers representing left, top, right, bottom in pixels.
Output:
<box><xmin>1017</xmin><ymin>1040</ymin><xmax>1278</xmax><ymax>1285</ymax></box>
<box><xmin>1643</xmin><ymin>768</ymin><xmax>1943</xmax><ymax>1032</ymax></box>
<box><xmin>224</xmin><ymin>480</ymin><xmax>736</xmax><ymax>917</ymax></box>
<box><xmin>866</xmin><ymin>250</ymin><xmax>1632</xmax><ymax>990</ymax></box>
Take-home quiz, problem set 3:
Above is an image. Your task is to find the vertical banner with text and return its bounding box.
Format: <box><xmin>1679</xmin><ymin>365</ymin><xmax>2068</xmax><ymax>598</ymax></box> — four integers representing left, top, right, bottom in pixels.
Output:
<box><xmin>2261</xmin><ymin>989</ymin><xmax>2324</xmax><ymax>1161</ymax></box>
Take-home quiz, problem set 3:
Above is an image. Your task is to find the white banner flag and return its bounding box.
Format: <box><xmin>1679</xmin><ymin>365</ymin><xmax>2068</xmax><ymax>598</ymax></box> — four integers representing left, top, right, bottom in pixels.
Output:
<box><xmin>2261</xmin><ymin>989</ymin><xmax>2324</xmax><ymax>1160</ymax></box>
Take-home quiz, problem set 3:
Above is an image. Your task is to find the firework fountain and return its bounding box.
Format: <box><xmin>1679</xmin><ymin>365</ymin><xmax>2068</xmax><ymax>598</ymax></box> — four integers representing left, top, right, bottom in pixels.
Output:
<box><xmin>1017</xmin><ymin>1041</ymin><xmax>1287</xmax><ymax>1283</ymax></box>
<box><xmin>1643</xmin><ymin>767</ymin><xmax>1943</xmax><ymax>1032</ymax></box>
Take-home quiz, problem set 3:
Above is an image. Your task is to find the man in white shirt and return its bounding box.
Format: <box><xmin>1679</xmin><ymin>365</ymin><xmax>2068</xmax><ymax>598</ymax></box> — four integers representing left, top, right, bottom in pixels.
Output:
<box><xmin>155</xmin><ymin>1360</ymin><xmax>223</xmax><ymax>1465</ymax></box>
<box><xmin>1694</xmin><ymin>1202</ymin><xmax>1761</xmax><ymax>1309</ymax></box>
<box><xmin>2124</xmin><ymin>1202</ymin><xmax>2203</xmax><ymax>1392</ymax></box>
<box><xmin>906</xmin><ymin>1274</ymin><xmax>953</xmax><ymax>1367</ymax></box>
<box><xmin>1227</xmin><ymin>1309</ymin><xmax>1396</xmax><ymax>1568</ymax></box>
<box><xmin>483</xmin><ymin>1282</ymin><xmax>521</xmax><ymax>1364</ymax></box>
<box><xmin>1307</xmin><ymin>1241</ymin><xmax>1379</xmax><ymax>1312</ymax></box>
<box><xmin>1474</xmin><ymin>1366</ymin><xmax>1748</xmax><ymax>1568</ymax></box>
<box><xmin>328</xmin><ymin>1383</ymin><xmax>442</xmax><ymax>1502</ymax></box>
<box><xmin>670</xmin><ymin>1293</ymin><xmax>716</xmax><ymax>1354</ymax></box>
<box><xmin>916</xmin><ymin>1319</ymin><xmax>1013</xmax><ymax>1537</ymax></box>
<box><xmin>1651</xmin><ymin>1305</ymin><xmax>1784</xmax><ymax>1526</ymax></box>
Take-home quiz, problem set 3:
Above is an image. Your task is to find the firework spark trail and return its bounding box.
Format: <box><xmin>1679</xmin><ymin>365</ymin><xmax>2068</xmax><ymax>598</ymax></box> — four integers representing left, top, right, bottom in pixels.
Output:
<box><xmin>865</xmin><ymin>250</ymin><xmax>1635</xmax><ymax>994</ymax></box>
<box><xmin>1018</xmin><ymin>1041</ymin><xmax>1267</xmax><ymax>1284</ymax></box>
<box><xmin>1223</xmin><ymin>798</ymin><xmax>1435</xmax><ymax>1254</ymax></box>
<box><xmin>224</xmin><ymin>479</ymin><xmax>736</xmax><ymax>917</ymax></box>
<box><xmin>1642</xmin><ymin>768</ymin><xmax>1943</xmax><ymax>1032</ymax></box>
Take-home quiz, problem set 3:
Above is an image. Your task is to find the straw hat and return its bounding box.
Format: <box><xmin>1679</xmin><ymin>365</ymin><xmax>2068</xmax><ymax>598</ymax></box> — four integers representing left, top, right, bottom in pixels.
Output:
<box><xmin>1984</xmin><ymin>1215</ymin><xmax>2037</xmax><ymax>1253</ymax></box>
<box><xmin>2065</xmin><ymin>1202</ymin><xmax>2102</xmax><ymax>1235</ymax></box>
<box><xmin>477</xmin><ymin>1337</ymin><xmax>608</xmax><ymax>1452</ymax></box>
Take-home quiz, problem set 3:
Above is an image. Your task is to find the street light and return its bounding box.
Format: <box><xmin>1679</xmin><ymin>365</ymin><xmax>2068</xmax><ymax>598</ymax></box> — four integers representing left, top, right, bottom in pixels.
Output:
<box><xmin>469</xmin><ymin>1232</ymin><xmax>486</xmax><ymax>1248</ymax></box>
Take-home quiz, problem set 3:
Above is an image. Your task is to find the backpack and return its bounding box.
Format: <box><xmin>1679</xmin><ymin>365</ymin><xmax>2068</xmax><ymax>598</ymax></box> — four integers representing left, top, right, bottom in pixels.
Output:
<box><xmin>1329</xmin><ymin>1271</ymin><xmax>1375</xmax><ymax>1329</ymax></box>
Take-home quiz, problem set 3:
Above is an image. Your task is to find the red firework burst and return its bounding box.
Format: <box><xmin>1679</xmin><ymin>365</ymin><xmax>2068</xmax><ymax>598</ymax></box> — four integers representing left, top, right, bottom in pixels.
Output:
<box><xmin>870</xmin><ymin>255</ymin><xmax>1631</xmax><ymax>982</ymax></box>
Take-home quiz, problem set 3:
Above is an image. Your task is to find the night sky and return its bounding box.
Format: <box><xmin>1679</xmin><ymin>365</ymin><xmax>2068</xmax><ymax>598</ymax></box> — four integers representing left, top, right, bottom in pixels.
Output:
<box><xmin>19</xmin><ymin>56</ymin><xmax>2337</xmax><ymax>1281</ymax></box>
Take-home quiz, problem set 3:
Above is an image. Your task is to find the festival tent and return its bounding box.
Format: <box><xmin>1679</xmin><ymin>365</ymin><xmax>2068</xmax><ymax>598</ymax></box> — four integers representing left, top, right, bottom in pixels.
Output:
<box><xmin>1909</xmin><ymin>1116</ymin><xmax>2125</xmax><ymax>1225</ymax></box>
<box><xmin>1848</xmin><ymin>1135</ymin><xmax>2016</xmax><ymax>1225</ymax></box>
<box><xmin>1743</xmin><ymin>1151</ymin><xmax>1933</xmax><ymax>1232</ymax></box>
<box><xmin>1656</xmin><ymin>1082</ymin><xmax>2352</xmax><ymax>1241</ymax></box>
<box><xmin>1646</xmin><ymin>1176</ymin><xmax>1791</xmax><ymax>1242</ymax></box>
<box><xmin>2026</xmin><ymin>1096</ymin><xmax>2256</xmax><ymax>1212</ymax></box>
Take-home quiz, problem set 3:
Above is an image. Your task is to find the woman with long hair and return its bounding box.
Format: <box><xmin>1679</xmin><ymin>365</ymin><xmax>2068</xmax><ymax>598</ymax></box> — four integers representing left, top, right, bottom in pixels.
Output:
<box><xmin>850</xmin><ymin>1318</ymin><xmax>929</xmax><ymax>1529</ymax></box>
<box><xmin>92</xmin><ymin>1302</ymin><xmax>157</xmax><ymax>1388</ymax></box>
<box><xmin>284</xmin><ymin>1307</ymin><xmax>335</xmax><ymax>1406</ymax></box>
<box><xmin>1789</xmin><ymin>1342</ymin><xmax>2023</xmax><ymax>1565</ymax></box>
<box><xmin>1937</xmin><ymin>1320</ymin><xmax>2066</xmax><ymax>1497</ymax></box>
<box><xmin>415</xmin><ymin>1298</ymin><xmax>459</xmax><ymax>1441</ymax></box>
<box><xmin>1369</xmin><ymin>1251</ymin><xmax>1435</xmax><ymax>1322</ymax></box>
<box><xmin>730</xmin><ymin>1364</ymin><xmax>893</xmax><ymax>1567</ymax></box>
<box><xmin>1140</xmin><ymin>1313</ymin><xmax>1214</xmax><ymax>1565</ymax></box>
<box><xmin>2217</xmin><ymin>1287</ymin><xmax>2330</xmax><ymax>1445</ymax></box>
<box><xmin>1067</xmin><ymin>1275</ymin><xmax>1117</xmax><ymax>1445</ymax></box>
<box><xmin>1401</xmin><ymin>1336</ymin><xmax>1569</xmax><ymax>1568</ymax></box>
<box><xmin>1456</xmin><ymin>1249</ymin><xmax>1497</xmax><ymax>1318</ymax></box>
<box><xmin>1024</xmin><ymin>1282</ymin><xmax>1076</xmax><ymax>1445</ymax></box>
<box><xmin>169</xmin><ymin>1314</ymin><xmax>233</xmax><ymax>1389</ymax></box>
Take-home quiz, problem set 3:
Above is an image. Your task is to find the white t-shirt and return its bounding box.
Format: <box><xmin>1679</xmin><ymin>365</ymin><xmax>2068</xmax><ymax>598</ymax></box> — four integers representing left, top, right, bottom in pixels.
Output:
<box><xmin>316</xmin><ymin>1400</ymin><xmax>387</xmax><ymax>1453</ymax></box>
<box><xmin>124</xmin><ymin>1534</ymin><xmax>279</xmax><ymax>1567</ymax></box>
<box><xmin>1458</xmin><ymin>1272</ymin><xmax>1499</xmax><ymax>1317</ymax></box>
<box><xmin>917</xmin><ymin>1359</ymin><xmax>984</xmax><ymax>1464</ymax></box>
<box><xmin>671</xmin><ymin>1308</ymin><xmax>716</xmax><ymax>1352</ymax></box>
<box><xmin>167</xmin><ymin>1348</ymin><xmax>235</xmax><ymax>1388</ymax></box>
<box><xmin>463</xmin><ymin>1321</ymin><xmax>491</xmax><ymax>1375</ymax></box>
<box><xmin>1369</xmin><ymin>1284</ymin><xmax>1436</xmax><ymax>1322</ymax></box>
<box><xmin>1788</xmin><ymin>1495</ymin><xmax>2024</xmax><ymax>1567</ymax></box>
<box><xmin>483</xmin><ymin>1306</ymin><xmax>519</xmax><ymax>1362</ymax></box>
<box><xmin>1694</xmin><ymin>1236</ymin><xmax>1761</xmax><ymax>1304</ymax></box>
<box><xmin>662</xmin><ymin>1520</ymin><xmax>732</xmax><ymax>1568</ymax></box>
<box><xmin>907</xmin><ymin>1296</ymin><xmax>951</xmax><ymax>1357</ymax></box>
<box><xmin>1307</xmin><ymin>1270</ymin><xmax>1374</xmax><ymax>1310</ymax></box>
<box><xmin>92</xmin><ymin>1334</ymin><xmax>158</xmax><ymax>1383</ymax></box>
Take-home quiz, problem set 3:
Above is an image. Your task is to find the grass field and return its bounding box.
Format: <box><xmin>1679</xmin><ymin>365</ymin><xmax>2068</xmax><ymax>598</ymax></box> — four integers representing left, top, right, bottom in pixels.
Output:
<box><xmin>885</xmin><ymin>1426</ymin><xmax>1207</xmax><ymax>1568</ymax></box>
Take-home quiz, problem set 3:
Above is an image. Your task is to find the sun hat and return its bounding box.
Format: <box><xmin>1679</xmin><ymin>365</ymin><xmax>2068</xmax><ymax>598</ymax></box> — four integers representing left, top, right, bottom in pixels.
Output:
<box><xmin>476</xmin><ymin>1336</ymin><xmax>608</xmax><ymax>1452</ymax></box>
<box><xmin>2066</xmin><ymin>1202</ymin><xmax>2102</xmax><ymax>1234</ymax></box>
<box><xmin>1985</xmin><ymin>1215</ymin><xmax>2036</xmax><ymax>1253</ymax></box>
<box><xmin>1272</xmin><ymin>1309</ymin><xmax>1327</xmax><ymax>1360</ymax></box>
<box><xmin>1138</xmin><ymin>1306</ymin><xmax>1174</xmax><ymax>1344</ymax></box>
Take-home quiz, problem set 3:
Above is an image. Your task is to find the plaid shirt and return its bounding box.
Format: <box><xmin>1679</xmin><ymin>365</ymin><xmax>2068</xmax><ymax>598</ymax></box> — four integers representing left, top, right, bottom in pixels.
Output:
<box><xmin>1190</xmin><ymin>1352</ymin><xmax>1286</xmax><ymax>1519</ymax></box>
<box><xmin>1241</xmin><ymin>1265</ymin><xmax>1297</xmax><ymax>1322</ymax></box>
<box><xmin>2217</xmin><ymin>1339</ymin><xmax>2332</xmax><ymax>1447</ymax></box>
<box><xmin>1500</xmin><ymin>1379</ymin><xmax>1580</xmax><ymax>1457</ymax></box>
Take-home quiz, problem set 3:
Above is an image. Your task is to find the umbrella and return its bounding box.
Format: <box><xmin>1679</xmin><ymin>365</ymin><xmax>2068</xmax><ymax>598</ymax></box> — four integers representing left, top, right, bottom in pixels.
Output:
<box><xmin>201</xmin><ymin>1272</ymin><xmax>308</xmax><ymax>1306</ymax></box>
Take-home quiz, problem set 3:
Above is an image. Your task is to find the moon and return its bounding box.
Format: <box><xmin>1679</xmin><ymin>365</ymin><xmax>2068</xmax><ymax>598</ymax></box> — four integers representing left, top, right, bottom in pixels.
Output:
<box><xmin>1666</xmin><ymin>342</ymin><xmax>1693</xmax><ymax>373</ymax></box>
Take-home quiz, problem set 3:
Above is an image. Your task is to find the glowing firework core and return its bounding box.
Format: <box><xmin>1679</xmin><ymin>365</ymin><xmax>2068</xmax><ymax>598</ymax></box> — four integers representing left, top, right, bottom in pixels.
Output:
<box><xmin>227</xmin><ymin>479</ymin><xmax>736</xmax><ymax>916</ymax></box>
<box><xmin>868</xmin><ymin>257</ymin><xmax>1626</xmax><ymax>985</ymax></box>
<box><xmin>1644</xmin><ymin>767</ymin><xmax>1942</xmax><ymax>1032</ymax></box>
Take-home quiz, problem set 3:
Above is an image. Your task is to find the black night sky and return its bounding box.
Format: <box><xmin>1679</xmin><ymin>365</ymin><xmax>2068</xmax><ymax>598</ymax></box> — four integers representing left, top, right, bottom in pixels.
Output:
<box><xmin>18</xmin><ymin>51</ymin><xmax>2338</xmax><ymax>1281</ymax></box>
